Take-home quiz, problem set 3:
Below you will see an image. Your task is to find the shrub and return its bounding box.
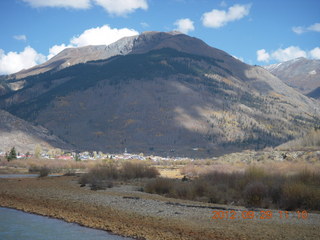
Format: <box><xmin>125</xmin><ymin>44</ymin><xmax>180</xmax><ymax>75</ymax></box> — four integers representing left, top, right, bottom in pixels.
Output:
<box><xmin>39</xmin><ymin>167</ymin><xmax>50</xmax><ymax>177</ymax></box>
<box><xmin>29</xmin><ymin>164</ymin><xmax>42</xmax><ymax>173</ymax></box>
<box><xmin>243</xmin><ymin>181</ymin><xmax>267</xmax><ymax>207</ymax></box>
<box><xmin>121</xmin><ymin>162</ymin><xmax>159</xmax><ymax>179</ymax></box>
<box><xmin>192</xmin><ymin>180</ymin><xmax>207</xmax><ymax>197</ymax></box>
<box><xmin>281</xmin><ymin>182</ymin><xmax>320</xmax><ymax>210</ymax></box>
<box><xmin>172</xmin><ymin>182</ymin><xmax>192</xmax><ymax>199</ymax></box>
<box><xmin>145</xmin><ymin>178</ymin><xmax>174</xmax><ymax>195</ymax></box>
<box><xmin>144</xmin><ymin>166</ymin><xmax>320</xmax><ymax>211</ymax></box>
<box><xmin>79</xmin><ymin>162</ymin><xmax>160</xmax><ymax>189</ymax></box>
<box><xmin>244</xmin><ymin>166</ymin><xmax>266</xmax><ymax>181</ymax></box>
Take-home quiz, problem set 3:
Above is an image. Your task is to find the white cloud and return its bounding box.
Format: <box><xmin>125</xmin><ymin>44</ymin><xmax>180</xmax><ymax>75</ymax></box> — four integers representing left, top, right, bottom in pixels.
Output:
<box><xmin>220</xmin><ymin>1</ymin><xmax>227</xmax><ymax>7</ymax></box>
<box><xmin>257</xmin><ymin>46</ymin><xmax>320</xmax><ymax>62</ymax></box>
<box><xmin>140</xmin><ymin>22</ymin><xmax>149</xmax><ymax>28</ymax></box>
<box><xmin>174</xmin><ymin>18</ymin><xmax>195</xmax><ymax>34</ymax></box>
<box><xmin>256</xmin><ymin>49</ymin><xmax>270</xmax><ymax>62</ymax></box>
<box><xmin>0</xmin><ymin>46</ymin><xmax>46</xmax><ymax>75</ymax></box>
<box><xmin>1</xmin><ymin>25</ymin><xmax>139</xmax><ymax>75</ymax></box>
<box><xmin>232</xmin><ymin>55</ymin><xmax>244</xmax><ymax>62</ymax></box>
<box><xmin>271</xmin><ymin>46</ymin><xmax>307</xmax><ymax>62</ymax></box>
<box><xmin>21</xmin><ymin>0</ymin><xmax>91</xmax><ymax>9</ymax></box>
<box><xmin>309</xmin><ymin>47</ymin><xmax>320</xmax><ymax>59</ymax></box>
<box><xmin>292</xmin><ymin>26</ymin><xmax>305</xmax><ymax>34</ymax></box>
<box><xmin>202</xmin><ymin>4</ymin><xmax>251</xmax><ymax>28</ymax></box>
<box><xmin>93</xmin><ymin>0</ymin><xmax>148</xmax><ymax>16</ymax></box>
<box><xmin>21</xmin><ymin>0</ymin><xmax>148</xmax><ymax>16</ymax></box>
<box><xmin>13</xmin><ymin>35</ymin><xmax>27</xmax><ymax>41</ymax></box>
<box><xmin>47</xmin><ymin>44</ymin><xmax>73</xmax><ymax>60</ymax></box>
<box><xmin>70</xmin><ymin>25</ymin><xmax>138</xmax><ymax>47</ymax></box>
<box><xmin>292</xmin><ymin>22</ymin><xmax>320</xmax><ymax>34</ymax></box>
<box><xmin>308</xmin><ymin>23</ymin><xmax>320</xmax><ymax>32</ymax></box>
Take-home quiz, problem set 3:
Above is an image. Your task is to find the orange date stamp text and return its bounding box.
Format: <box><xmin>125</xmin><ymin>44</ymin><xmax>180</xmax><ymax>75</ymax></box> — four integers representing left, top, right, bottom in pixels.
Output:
<box><xmin>211</xmin><ymin>210</ymin><xmax>308</xmax><ymax>220</ymax></box>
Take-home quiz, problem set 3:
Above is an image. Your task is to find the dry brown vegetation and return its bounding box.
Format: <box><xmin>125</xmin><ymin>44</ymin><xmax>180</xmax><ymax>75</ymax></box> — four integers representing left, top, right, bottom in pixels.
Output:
<box><xmin>278</xmin><ymin>129</ymin><xmax>320</xmax><ymax>150</ymax></box>
<box><xmin>146</xmin><ymin>166</ymin><xmax>320</xmax><ymax>211</ymax></box>
<box><xmin>1</xmin><ymin>151</ymin><xmax>319</xmax><ymax>212</ymax></box>
<box><xmin>0</xmin><ymin>158</ymin><xmax>98</xmax><ymax>173</ymax></box>
<box><xmin>79</xmin><ymin>161</ymin><xmax>160</xmax><ymax>190</ymax></box>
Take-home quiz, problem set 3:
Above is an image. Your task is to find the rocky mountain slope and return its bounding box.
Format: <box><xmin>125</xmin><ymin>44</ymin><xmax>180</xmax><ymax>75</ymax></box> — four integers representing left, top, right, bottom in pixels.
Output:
<box><xmin>264</xmin><ymin>57</ymin><xmax>320</xmax><ymax>95</ymax></box>
<box><xmin>0</xmin><ymin>109</ymin><xmax>70</xmax><ymax>153</ymax></box>
<box><xmin>1</xmin><ymin>32</ymin><xmax>320</xmax><ymax>157</ymax></box>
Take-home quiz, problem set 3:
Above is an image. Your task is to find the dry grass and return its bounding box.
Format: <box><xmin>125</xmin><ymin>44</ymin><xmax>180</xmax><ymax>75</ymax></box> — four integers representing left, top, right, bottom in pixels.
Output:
<box><xmin>145</xmin><ymin>165</ymin><xmax>320</xmax><ymax>211</ymax></box>
<box><xmin>0</xmin><ymin>158</ymin><xmax>99</xmax><ymax>173</ymax></box>
<box><xmin>79</xmin><ymin>161</ymin><xmax>160</xmax><ymax>190</ymax></box>
<box><xmin>158</xmin><ymin>168</ymin><xmax>184</xmax><ymax>178</ymax></box>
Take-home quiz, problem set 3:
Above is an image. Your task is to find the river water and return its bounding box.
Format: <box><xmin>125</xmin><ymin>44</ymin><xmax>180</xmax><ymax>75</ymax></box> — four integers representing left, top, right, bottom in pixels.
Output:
<box><xmin>0</xmin><ymin>174</ymin><xmax>61</xmax><ymax>178</ymax></box>
<box><xmin>0</xmin><ymin>207</ymin><xmax>133</xmax><ymax>240</ymax></box>
<box><xmin>0</xmin><ymin>174</ymin><xmax>39</xmax><ymax>178</ymax></box>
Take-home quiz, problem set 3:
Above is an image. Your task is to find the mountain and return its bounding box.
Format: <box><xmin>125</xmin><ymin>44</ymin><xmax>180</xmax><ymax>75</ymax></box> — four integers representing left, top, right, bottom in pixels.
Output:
<box><xmin>1</xmin><ymin>32</ymin><xmax>320</xmax><ymax>157</ymax></box>
<box><xmin>264</xmin><ymin>57</ymin><xmax>320</xmax><ymax>95</ymax></box>
<box><xmin>0</xmin><ymin>109</ymin><xmax>71</xmax><ymax>153</ymax></box>
<box><xmin>11</xmin><ymin>31</ymin><xmax>232</xmax><ymax>80</ymax></box>
<box><xmin>307</xmin><ymin>87</ymin><xmax>320</xmax><ymax>100</ymax></box>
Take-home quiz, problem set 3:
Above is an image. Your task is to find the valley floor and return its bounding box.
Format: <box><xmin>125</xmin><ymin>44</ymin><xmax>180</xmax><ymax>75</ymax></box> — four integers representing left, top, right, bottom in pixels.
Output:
<box><xmin>0</xmin><ymin>176</ymin><xmax>319</xmax><ymax>240</ymax></box>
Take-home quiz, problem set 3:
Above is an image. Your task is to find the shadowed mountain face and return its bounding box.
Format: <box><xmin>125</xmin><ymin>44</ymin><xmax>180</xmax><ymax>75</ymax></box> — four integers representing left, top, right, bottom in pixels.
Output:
<box><xmin>0</xmin><ymin>109</ymin><xmax>70</xmax><ymax>153</ymax></box>
<box><xmin>307</xmin><ymin>87</ymin><xmax>320</xmax><ymax>100</ymax></box>
<box><xmin>264</xmin><ymin>57</ymin><xmax>320</xmax><ymax>96</ymax></box>
<box><xmin>1</xmin><ymin>32</ymin><xmax>320</xmax><ymax>157</ymax></box>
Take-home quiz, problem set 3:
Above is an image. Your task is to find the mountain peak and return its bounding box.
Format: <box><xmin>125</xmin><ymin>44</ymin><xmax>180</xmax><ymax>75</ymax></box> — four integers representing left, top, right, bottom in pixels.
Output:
<box><xmin>12</xmin><ymin>31</ymin><xmax>237</xmax><ymax>79</ymax></box>
<box><xmin>264</xmin><ymin>57</ymin><xmax>320</xmax><ymax>94</ymax></box>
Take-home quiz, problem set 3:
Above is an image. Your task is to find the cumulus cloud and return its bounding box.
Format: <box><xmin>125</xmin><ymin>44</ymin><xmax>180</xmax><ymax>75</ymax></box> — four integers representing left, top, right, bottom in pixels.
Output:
<box><xmin>174</xmin><ymin>18</ymin><xmax>195</xmax><ymax>34</ymax></box>
<box><xmin>0</xmin><ymin>46</ymin><xmax>46</xmax><ymax>75</ymax></box>
<box><xmin>309</xmin><ymin>47</ymin><xmax>320</xmax><ymax>59</ymax></box>
<box><xmin>292</xmin><ymin>22</ymin><xmax>320</xmax><ymax>34</ymax></box>
<box><xmin>202</xmin><ymin>4</ymin><xmax>251</xmax><ymax>28</ymax></box>
<box><xmin>21</xmin><ymin>0</ymin><xmax>91</xmax><ymax>9</ymax></box>
<box><xmin>47</xmin><ymin>44</ymin><xmax>73</xmax><ymax>60</ymax></box>
<box><xmin>140</xmin><ymin>22</ymin><xmax>149</xmax><ymax>28</ymax></box>
<box><xmin>271</xmin><ymin>46</ymin><xmax>307</xmax><ymax>62</ymax></box>
<box><xmin>48</xmin><ymin>25</ymin><xmax>138</xmax><ymax>58</ymax></box>
<box><xmin>93</xmin><ymin>0</ymin><xmax>148</xmax><ymax>16</ymax></box>
<box><xmin>308</xmin><ymin>23</ymin><xmax>320</xmax><ymax>32</ymax></box>
<box><xmin>21</xmin><ymin>0</ymin><xmax>148</xmax><ymax>16</ymax></box>
<box><xmin>70</xmin><ymin>25</ymin><xmax>138</xmax><ymax>47</ymax></box>
<box><xmin>1</xmin><ymin>25</ymin><xmax>139</xmax><ymax>75</ymax></box>
<box><xmin>13</xmin><ymin>35</ymin><xmax>27</xmax><ymax>41</ymax></box>
<box><xmin>256</xmin><ymin>49</ymin><xmax>270</xmax><ymax>62</ymax></box>
<box><xmin>257</xmin><ymin>46</ymin><xmax>320</xmax><ymax>63</ymax></box>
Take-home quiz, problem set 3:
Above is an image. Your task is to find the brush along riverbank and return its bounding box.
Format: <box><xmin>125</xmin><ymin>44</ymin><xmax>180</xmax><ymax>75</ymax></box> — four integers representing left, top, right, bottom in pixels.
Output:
<box><xmin>0</xmin><ymin>176</ymin><xmax>319</xmax><ymax>240</ymax></box>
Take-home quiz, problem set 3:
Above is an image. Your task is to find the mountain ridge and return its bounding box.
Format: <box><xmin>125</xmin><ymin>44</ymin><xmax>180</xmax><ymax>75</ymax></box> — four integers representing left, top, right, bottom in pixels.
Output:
<box><xmin>264</xmin><ymin>57</ymin><xmax>320</xmax><ymax>95</ymax></box>
<box><xmin>10</xmin><ymin>31</ymin><xmax>243</xmax><ymax>80</ymax></box>
<box><xmin>0</xmin><ymin>109</ymin><xmax>71</xmax><ymax>153</ymax></box>
<box><xmin>1</xmin><ymin>32</ymin><xmax>319</xmax><ymax>157</ymax></box>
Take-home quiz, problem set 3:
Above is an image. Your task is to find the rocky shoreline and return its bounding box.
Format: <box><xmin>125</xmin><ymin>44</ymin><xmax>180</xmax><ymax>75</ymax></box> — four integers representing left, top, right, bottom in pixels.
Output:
<box><xmin>0</xmin><ymin>176</ymin><xmax>319</xmax><ymax>240</ymax></box>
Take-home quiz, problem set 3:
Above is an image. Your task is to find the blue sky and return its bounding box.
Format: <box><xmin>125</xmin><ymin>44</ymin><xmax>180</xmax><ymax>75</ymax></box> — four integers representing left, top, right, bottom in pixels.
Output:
<box><xmin>0</xmin><ymin>0</ymin><xmax>319</xmax><ymax>75</ymax></box>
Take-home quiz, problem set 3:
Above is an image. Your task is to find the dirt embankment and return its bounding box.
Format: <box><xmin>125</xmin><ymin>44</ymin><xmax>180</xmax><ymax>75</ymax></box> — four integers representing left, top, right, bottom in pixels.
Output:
<box><xmin>0</xmin><ymin>176</ymin><xmax>319</xmax><ymax>240</ymax></box>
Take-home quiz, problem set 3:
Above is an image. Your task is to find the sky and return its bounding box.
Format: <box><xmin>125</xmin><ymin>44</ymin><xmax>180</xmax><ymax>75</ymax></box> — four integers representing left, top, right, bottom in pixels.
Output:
<box><xmin>0</xmin><ymin>0</ymin><xmax>319</xmax><ymax>75</ymax></box>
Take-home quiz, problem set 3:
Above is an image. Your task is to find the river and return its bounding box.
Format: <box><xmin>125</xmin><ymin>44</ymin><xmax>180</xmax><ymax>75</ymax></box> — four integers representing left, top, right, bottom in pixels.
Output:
<box><xmin>0</xmin><ymin>207</ymin><xmax>133</xmax><ymax>240</ymax></box>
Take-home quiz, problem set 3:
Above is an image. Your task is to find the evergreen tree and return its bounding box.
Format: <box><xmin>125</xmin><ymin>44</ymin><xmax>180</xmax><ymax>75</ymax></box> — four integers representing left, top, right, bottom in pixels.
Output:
<box><xmin>7</xmin><ymin>147</ymin><xmax>17</xmax><ymax>161</ymax></box>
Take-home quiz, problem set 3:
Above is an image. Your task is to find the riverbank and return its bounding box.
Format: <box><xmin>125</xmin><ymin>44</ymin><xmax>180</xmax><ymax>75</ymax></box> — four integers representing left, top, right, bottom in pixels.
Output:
<box><xmin>0</xmin><ymin>176</ymin><xmax>319</xmax><ymax>240</ymax></box>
